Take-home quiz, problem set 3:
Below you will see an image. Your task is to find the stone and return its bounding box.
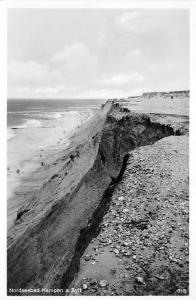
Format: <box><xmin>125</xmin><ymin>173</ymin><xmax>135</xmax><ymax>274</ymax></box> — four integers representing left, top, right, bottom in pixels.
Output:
<box><xmin>110</xmin><ymin>268</ymin><xmax>116</xmax><ymax>275</ymax></box>
<box><xmin>82</xmin><ymin>283</ymin><xmax>88</xmax><ymax>290</ymax></box>
<box><xmin>90</xmin><ymin>278</ymin><xmax>97</xmax><ymax>285</ymax></box>
<box><xmin>84</xmin><ymin>255</ymin><xmax>91</xmax><ymax>261</ymax></box>
<box><xmin>136</xmin><ymin>276</ymin><xmax>145</xmax><ymax>284</ymax></box>
<box><xmin>99</xmin><ymin>280</ymin><xmax>108</xmax><ymax>287</ymax></box>
<box><xmin>178</xmin><ymin>261</ymin><xmax>184</xmax><ymax>267</ymax></box>
<box><xmin>155</xmin><ymin>275</ymin><xmax>165</xmax><ymax>280</ymax></box>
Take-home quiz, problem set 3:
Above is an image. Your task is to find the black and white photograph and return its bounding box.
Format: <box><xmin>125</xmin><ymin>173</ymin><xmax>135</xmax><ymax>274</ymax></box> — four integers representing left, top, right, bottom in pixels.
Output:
<box><xmin>1</xmin><ymin>1</ymin><xmax>195</xmax><ymax>298</ymax></box>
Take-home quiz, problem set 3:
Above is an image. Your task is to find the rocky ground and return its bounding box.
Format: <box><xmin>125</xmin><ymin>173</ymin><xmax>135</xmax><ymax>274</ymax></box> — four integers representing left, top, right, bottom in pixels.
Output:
<box><xmin>69</xmin><ymin>135</ymin><xmax>189</xmax><ymax>296</ymax></box>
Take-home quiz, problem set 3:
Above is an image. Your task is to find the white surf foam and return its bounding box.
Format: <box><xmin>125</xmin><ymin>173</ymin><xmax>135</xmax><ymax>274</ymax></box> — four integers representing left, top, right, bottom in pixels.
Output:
<box><xmin>24</xmin><ymin>119</ymin><xmax>42</xmax><ymax>128</ymax></box>
<box><xmin>7</xmin><ymin>129</ymin><xmax>16</xmax><ymax>141</ymax></box>
<box><xmin>10</xmin><ymin>119</ymin><xmax>42</xmax><ymax>129</ymax></box>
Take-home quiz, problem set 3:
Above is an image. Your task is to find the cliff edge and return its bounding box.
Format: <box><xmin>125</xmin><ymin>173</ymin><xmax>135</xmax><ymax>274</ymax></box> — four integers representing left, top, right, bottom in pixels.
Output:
<box><xmin>7</xmin><ymin>101</ymin><xmax>188</xmax><ymax>295</ymax></box>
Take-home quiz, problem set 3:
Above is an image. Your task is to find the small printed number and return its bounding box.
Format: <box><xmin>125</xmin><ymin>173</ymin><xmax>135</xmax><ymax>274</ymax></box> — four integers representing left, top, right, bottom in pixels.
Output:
<box><xmin>177</xmin><ymin>288</ymin><xmax>187</xmax><ymax>295</ymax></box>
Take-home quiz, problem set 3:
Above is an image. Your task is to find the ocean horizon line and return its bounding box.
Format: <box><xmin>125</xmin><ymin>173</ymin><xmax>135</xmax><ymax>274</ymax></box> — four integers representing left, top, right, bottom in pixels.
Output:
<box><xmin>7</xmin><ymin>98</ymin><xmax>107</xmax><ymax>101</ymax></box>
<box><xmin>7</xmin><ymin>89</ymin><xmax>190</xmax><ymax>102</ymax></box>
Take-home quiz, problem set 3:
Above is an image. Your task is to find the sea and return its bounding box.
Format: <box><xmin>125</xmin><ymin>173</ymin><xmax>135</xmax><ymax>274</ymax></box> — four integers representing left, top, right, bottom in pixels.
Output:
<box><xmin>7</xmin><ymin>99</ymin><xmax>107</xmax><ymax>228</ymax></box>
<box><xmin>7</xmin><ymin>99</ymin><xmax>106</xmax><ymax>140</ymax></box>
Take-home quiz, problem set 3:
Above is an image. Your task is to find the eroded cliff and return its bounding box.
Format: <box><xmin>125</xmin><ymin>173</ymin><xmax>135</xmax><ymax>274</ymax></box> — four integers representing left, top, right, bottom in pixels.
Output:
<box><xmin>7</xmin><ymin>101</ymin><xmax>185</xmax><ymax>294</ymax></box>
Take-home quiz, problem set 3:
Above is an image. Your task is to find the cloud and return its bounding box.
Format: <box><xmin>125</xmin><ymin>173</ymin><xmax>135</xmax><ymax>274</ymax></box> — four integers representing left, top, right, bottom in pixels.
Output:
<box><xmin>8</xmin><ymin>82</ymin><xmax>143</xmax><ymax>99</ymax></box>
<box><xmin>127</xmin><ymin>49</ymin><xmax>141</xmax><ymax>56</ymax></box>
<box><xmin>124</xmin><ymin>50</ymin><xmax>141</xmax><ymax>63</ymax></box>
<box><xmin>34</xmin><ymin>85</ymin><xmax>65</xmax><ymax>96</ymax></box>
<box><xmin>73</xmin><ymin>87</ymin><xmax>143</xmax><ymax>99</ymax></box>
<box><xmin>8</xmin><ymin>59</ymin><xmax>62</xmax><ymax>87</ymax></box>
<box><xmin>116</xmin><ymin>11</ymin><xmax>141</xmax><ymax>29</ymax></box>
<box><xmin>98</xmin><ymin>72</ymin><xmax>145</xmax><ymax>86</ymax></box>
<box><xmin>51</xmin><ymin>42</ymin><xmax>98</xmax><ymax>70</ymax></box>
<box><xmin>118</xmin><ymin>11</ymin><xmax>140</xmax><ymax>23</ymax></box>
<box><xmin>8</xmin><ymin>84</ymin><xmax>83</xmax><ymax>99</ymax></box>
<box><xmin>8</xmin><ymin>42</ymin><xmax>98</xmax><ymax>97</ymax></box>
<box><xmin>97</xmin><ymin>33</ymin><xmax>107</xmax><ymax>46</ymax></box>
<box><xmin>8</xmin><ymin>86</ymin><xmax>31</xmax><ymax>98</ymax></box>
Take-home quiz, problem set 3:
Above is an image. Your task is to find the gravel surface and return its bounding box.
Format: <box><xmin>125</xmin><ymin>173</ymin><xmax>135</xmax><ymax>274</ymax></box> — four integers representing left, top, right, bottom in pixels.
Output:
<box><xmin>70</xmin><ymin>135</ymin><xmax>189</xmax><ymax>296</ymax></box>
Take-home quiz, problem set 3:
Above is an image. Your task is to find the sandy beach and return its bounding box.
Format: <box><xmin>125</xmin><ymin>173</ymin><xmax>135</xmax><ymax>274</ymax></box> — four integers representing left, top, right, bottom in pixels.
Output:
<box><xmin>7</xmin><ymin>109</ymin><xmax>94</xmax><ymax>229</ymax></box>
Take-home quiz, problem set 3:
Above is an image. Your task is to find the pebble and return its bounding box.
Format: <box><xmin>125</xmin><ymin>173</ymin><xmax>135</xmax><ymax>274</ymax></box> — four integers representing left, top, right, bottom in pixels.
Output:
<box><xmin>155</xmin><ymin>275</ymin><xmax>165</xmax><ymax>280</ymax></box>
<box><xmin>136</xmin><ymin>276</ymin><xmax>145</xmax><ymax>284</ymax></box>
<box><xmin>84</xmin><ymin>255</ymin><xmax>91</xmax><ymax>261</ymax></box>
<box><xmin>82</xmin><ymin>283</ymin><xmax>88</xmax><ymax>290</ymax></box>
<box><xmin>90</xmin><ymin>279</ymin><xmax>97</xmax><ymax>285</ymax></box>
<box><xmin>72</xmin><ymin>142</ymin><xmax>189</xmax><ymax>295</ymax></box>
<box><xmin>110</xmin><ymin>268</ymin><xmax>116</xmax><ymax>274</ymax></box>
<box><xmin>99</xmin><ymin>280</ymin><xmax>108</xmax><ymax>287</ymax></box>
<box><xmin>178</xmin><ymin>261</ymin><xmax>184</xmax><ymax>267</ymax></box>
<box><xmin>114</xmin><ymin>249</ymin><xmax>119</xmax><ymax>254</ymax></box>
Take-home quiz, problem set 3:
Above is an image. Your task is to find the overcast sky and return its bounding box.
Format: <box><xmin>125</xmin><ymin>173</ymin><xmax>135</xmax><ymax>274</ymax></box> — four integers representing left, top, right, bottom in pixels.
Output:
<box><xmin>8</xmin><ymin>9</ymin><xmax>189</xmax><ymax>99</ymax></box>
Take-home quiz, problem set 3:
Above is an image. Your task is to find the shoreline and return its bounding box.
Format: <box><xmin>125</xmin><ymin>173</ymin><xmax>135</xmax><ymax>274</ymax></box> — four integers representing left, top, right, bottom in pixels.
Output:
<box><xmin>7</xmin><ymin>109</ymin><xmax>94</xmax><ymax>229</ymax></box>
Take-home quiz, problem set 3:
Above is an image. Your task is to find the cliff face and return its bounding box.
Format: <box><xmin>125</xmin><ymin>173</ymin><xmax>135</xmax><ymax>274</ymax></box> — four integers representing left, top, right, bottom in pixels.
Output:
<box><xmin>142</xmin><ymin>90</ymin><xmax>189</xmax><ymax>99</ymax></box>
<box><xmin>7</xmin><ymin>102</ymin><xmax>181</xmax><ymax>293</ymax></box>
